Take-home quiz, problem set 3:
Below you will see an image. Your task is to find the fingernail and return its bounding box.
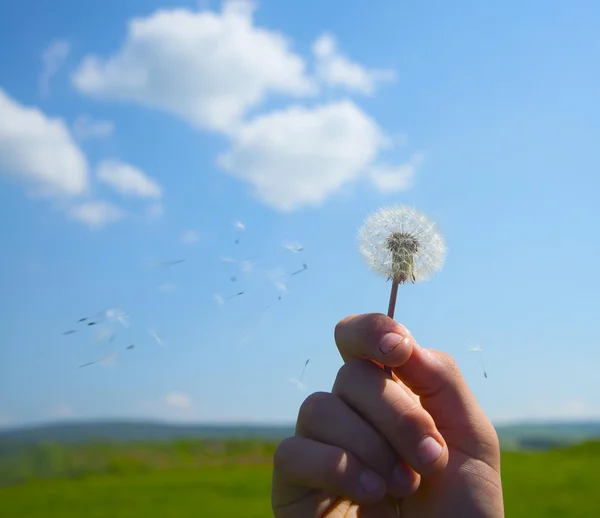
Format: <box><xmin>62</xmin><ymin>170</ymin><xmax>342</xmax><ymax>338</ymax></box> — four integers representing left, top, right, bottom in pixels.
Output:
<box><xmin>379</xmin><ymin>332</ymin><xmax>412</xmax><ymax>354</ymax></box>
<box><xmin>359</xmin><ymin>469</ymin><xmax>385</xmax><ymax>494</ymax></box>
<box><xmin>417</xmin><ymin>436</ymin><xmax>443</xmax><ymax>465</ymax></box>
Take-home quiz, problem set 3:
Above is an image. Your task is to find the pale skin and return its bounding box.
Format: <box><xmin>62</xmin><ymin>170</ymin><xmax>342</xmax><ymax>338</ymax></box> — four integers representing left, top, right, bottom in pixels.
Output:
<box><xmin>272</xmin><ymin>313</ymin><xmax>504</xmax><ymax>517</ymax></box>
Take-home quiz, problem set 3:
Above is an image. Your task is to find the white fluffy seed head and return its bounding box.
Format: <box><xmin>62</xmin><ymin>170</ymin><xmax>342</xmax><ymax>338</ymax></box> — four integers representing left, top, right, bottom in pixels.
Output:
<box><xmin>358</xmin><ymin>205</ymin><xmax>447</xmax><ymax>283</ymax></box>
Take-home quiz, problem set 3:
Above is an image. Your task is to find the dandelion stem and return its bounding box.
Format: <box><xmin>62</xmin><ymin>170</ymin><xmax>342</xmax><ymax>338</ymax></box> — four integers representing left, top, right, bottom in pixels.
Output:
<box><xmin>384</xmin><ymin>279</ymin><xmax>400</xmax><ymax>378</ymax></box>
<box><xmin>387</xmin><ymin>278</ymin><xmax>399</xmax><ymax>319</ymax></box>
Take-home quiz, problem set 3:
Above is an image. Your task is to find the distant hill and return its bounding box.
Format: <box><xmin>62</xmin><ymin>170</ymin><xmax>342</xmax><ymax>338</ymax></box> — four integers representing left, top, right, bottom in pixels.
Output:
<box><xmin>0</xmin><ymin>421</ymin><xmax>294</xmax><ymax>446</ymax></box>
<box><xmin>1</xmin><ymin>419</ymin><xmax>599</xmax><ymax>451</ymax></box>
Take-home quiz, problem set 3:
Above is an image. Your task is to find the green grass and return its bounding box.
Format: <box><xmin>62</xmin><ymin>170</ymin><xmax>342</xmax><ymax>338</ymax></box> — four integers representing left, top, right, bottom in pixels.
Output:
<box><xmin>1</xmin><ymin>439</ymin><xmax>600</xmax><ymax>517</ymax></box>
<box><xmin>0</xmin><ymin>466</ymin><xmax>273</xmax><ymax>517</ymax></box>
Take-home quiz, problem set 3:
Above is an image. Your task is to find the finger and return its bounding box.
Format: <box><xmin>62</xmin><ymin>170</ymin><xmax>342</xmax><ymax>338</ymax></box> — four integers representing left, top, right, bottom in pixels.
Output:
<box><xmin>296</xmin><ymin>391</ymin><xmax>419</xmax><ymax>498</ymax></box>
<box><xmin>392</xmin><ymin>346</ymin><xmax>500</xmax><ymax>466</ymax></box>
<box><xmin>334</xmin><ymin>313</ymin><xmax>416</xmax><ymax>367</ymax></box>
<box><xmin>272</xmin><ymin>435</ymin><xmax>388</xmax><ymax>509</ymax></box>
<box><xmin>333</xmin><ymin>358</ymin><xmax>449</xmax><ymax>476</ymax></box>
<box><xmin>334</xmin><ymin>313</ymin><xmax>498</xmax><ymax>466</ymax></box>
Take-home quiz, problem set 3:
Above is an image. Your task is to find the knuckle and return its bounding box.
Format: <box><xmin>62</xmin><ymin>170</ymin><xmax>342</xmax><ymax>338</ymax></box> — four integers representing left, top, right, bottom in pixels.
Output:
<box><xmin>272</xmin><ymin>436</ymin><xmax>297</xmax><ymax>473</ymax></box>
<box><xmin>297</xmin><ymin>391</ymin><xmax>335</xmax><ymax>430</ymax></box>
<box><xmin>321</xmin><ymin>447</ymin><xmax>355</xmax><ymax>485</ymax></box>
<box><xmin>334</xmin><ymin>358</ymin><xmax>364</xmax><ymax>387</ymax></box>
<box><xmin>435</xmin><ymin>351</ymin><xmax>462</xmax><ymax>380</ymax></box>
<box><xmin>389</xmin><ymin>396</ymin><xmax>432</xmax><ymax>437</ymax></box>
<box><xmin>334</xmin><ymin>314</ymin><xmax>358</xmax><ymax>342</ymax></box>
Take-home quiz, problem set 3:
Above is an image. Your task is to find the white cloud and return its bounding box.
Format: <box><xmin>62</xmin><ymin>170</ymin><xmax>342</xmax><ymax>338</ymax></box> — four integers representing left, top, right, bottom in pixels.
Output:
<box><xmin>97</xmin><ymin>159</ymin><xmax>162</xmax><ymax>198</ymax></box>
<box><xmin>312</xmin><ymin>33</ymin><xmax>396</xmax><ymax>95</ymax></box>
<box><xmin>164</xmin><ymin>392</ymin><xmax>192</xmax><ymax>409</ymax></box>
<box><xmin>218</xmin><ymin>100</ymin><xmax>389</xmax><ymax>211</ymax></box>
<box><xmin>71</xmin><ymin>1</ymin><xmax>315</xmax><ymax>133</ymax></box>
<box><xmin>72</xmin><ymin>114</ymin><xmax>115</xmax><ymax>140</ymax></box>
<box><xmin>368</xmin><ymin>153</ymin><xmax>423</xmax><ymax>193</ymax></box>
<box><xmin>68</xmin><ymin>200</ymin><xmax>125</xmax><ymax>229</ymax></box>
<box><xmin>180</xmin><ymin>229</ymin><xmax>199</xmax><ymax>244</ymax></box>
<box><xmin>0</xmin><ymin>88</ymin><xmax>89</xmax><ymax>198</ymax></box>
<box><xmin>51</xmin><ymin>404</ymin><xmax>75</xmax><ymax>418</ymax></box>
<box><xmin>39</xmin><ymin>40</ymin><xmax>71</xmax><ymax>96</ymax></box>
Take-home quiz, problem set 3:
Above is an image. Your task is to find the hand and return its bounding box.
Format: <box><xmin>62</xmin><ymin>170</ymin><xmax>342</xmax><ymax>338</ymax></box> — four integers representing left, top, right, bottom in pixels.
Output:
<box><xmin>272</xmin><ymin>313</ymin><xmax>504</xmax><ymax>517</ymax></box>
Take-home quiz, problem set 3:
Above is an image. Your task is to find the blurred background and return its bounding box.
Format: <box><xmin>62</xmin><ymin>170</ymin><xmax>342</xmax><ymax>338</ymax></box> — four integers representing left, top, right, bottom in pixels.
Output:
<box><xmin>1</xmin><ymin>0</ymin><xmax>600</xmax><ymax>515</ymax></box>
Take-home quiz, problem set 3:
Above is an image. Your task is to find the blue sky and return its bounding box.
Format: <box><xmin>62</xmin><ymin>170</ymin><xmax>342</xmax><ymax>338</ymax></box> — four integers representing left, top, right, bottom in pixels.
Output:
<box><xmin>1</xmin><ymin>0</ymin><xmax>600</xmax><ymax>429</ymax></box>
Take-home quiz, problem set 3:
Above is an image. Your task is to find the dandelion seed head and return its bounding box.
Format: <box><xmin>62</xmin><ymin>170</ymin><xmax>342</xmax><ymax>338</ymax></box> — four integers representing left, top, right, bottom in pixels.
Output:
<box><xmin>358</xmin><ymin>205</ymin><xmax>446</xmax><ymax>283</ymax></box>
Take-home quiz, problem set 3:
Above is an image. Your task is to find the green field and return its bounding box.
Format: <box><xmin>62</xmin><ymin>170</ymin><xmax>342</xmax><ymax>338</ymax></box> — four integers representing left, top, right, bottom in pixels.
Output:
<box><xmin>1</xmin><ymin>439</ymin><xmax>599</xmax><ymax>517</ymax></box>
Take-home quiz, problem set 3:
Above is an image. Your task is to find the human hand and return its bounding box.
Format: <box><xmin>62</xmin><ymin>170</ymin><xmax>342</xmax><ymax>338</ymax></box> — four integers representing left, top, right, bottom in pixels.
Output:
<box><xmin>272</xmin><ymin>313</ymin><xmax>504</xmax><ymax>517</ymax></box>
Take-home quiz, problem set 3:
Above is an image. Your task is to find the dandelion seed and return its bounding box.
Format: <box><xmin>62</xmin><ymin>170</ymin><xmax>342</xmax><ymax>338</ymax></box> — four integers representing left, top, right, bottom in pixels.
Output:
<box><xmin>77</xmin><ymin>318</ymin><xmax>88</xmax><ymax>323</ymax></box>
<box><xmin>289</xmin><ymin>359</ymin><xmax>310</xmax><ymax>392</ymax></box>
<box><xmin>238</xmin><ymin>260</ymin><xmax>254</xmax><ymax>274</ymax></box>
<box><xmin>291</xmin><ymin>263</ymin><xmax>308</xmax><ymax>276</ymax></box>
<box><xmin>150</xmin><ymin>330</ymin><xmax>165</xmax><ymax>347</ymax></box>
<box><xmin>62</xmin><ymin>330</ymin><xmax>77</xmax><ymax>335</ymax></box>
<box><xmin>79</xmin><ymin>351</ymin><xmax>118</xmax><ymax>369</ymax></box>
<box><xmin>104</xmin><ymin>308</ymin><xmax>129</xmax><ymax>328</ymax></box>
<box><xmin>283</xmin><ymin>241</ymin><xmax>304</xmax><ymax>253</ymax></box>
<box><xmin>468</xmin><ymin>344</ymin><xmax>488</xmax><ymax>379</ymax></box>
<box><xmin>234</xmin><ymin>221</ymin><xmax>245</xmax><ymax>231</ymax></box>
<box><xmin>153</xmin><ymin>259</ymin><xmax>186</xmax><ymax>268</ymax></box>
<box><xmin>228</xmin><ymin>291</ymin><xmax>244</xmax><ymax>299</ymax></box>
<box><xmin>94</xmin><ymin>325</ymin><xmax>116</xmax><ymax>343</ymax></box>
<box><xmin>126</xmin><ymin>344</ymin><xmax>135</xmax><ymax>350</ymax></box>
<box><xmin>214</xmin><ymin>293</ymin><xmax>225</xmax><ymax>307</ymax></box>
<box><xmin>358</xmin><ymin>205</ymin><xmax>446</xmax><ymax>377</ymax></box>
<box><xmin>99</xmin><ymin>351</ymin><xmax>119</xmax><ymax>367</ymax></box>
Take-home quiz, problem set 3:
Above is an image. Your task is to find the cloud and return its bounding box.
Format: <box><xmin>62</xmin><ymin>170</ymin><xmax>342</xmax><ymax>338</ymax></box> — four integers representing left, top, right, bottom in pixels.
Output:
<box><xmin>164</xmin><ymin>392</ymin><xmax>192</xmax><ymax>409</ymax></box>
<box><xmin>51</xmin><ymin>404</ymin><xmax>75</xmax><ymax>418</ymax></box>
<box><xmin>97</xmin><ymin>159</ymin><xmax>162</xmax><ymax>198</ymax></box>
<box><xmin>71</xmin><ymin>1</ymin><xmax>315</xmax><ymax>133</ymax></box>
<box><xmin>39</xmin><ymin>40</ymin><xmax>71</xmax><ymax>96</ymax></box>
<box><xmin>368</xmin><ymin>153</ymin><xmax>423</xmax><ymax>193</ymax></box>
<box><xmin>180</xmin><ymin>229</ymin><xmax>199</xmax><ymax>244</ymax></box>
<box><xmin>68</xmin><ymin>200</ymin><xmax>125</xmax><ymax>229</ymax></box>
<box><xmin>312</xmin><ymin>33</ymin><xmax>396</xmax><ymax>95</ymax></box>
<box><xmin>0</xmin><ymin>88</ymin><xmax>89</xmax><ymax>198</ymax></box>
<box><xmin>218</xmin><ymin>100</ymin><xmax>389</xmax><ymax>211</ymax></box>
<box><xmin>72</xmin><ymin>115</ymin><xmax>115</xmax><ymax>140</ymax></box>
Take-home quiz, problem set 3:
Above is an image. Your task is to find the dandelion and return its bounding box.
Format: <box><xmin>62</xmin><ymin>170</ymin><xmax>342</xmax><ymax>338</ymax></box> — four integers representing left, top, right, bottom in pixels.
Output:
<box><xmin>358</xmin><ymin>205</ymin><xmax>446</xmax><ymax>376</ymax></box>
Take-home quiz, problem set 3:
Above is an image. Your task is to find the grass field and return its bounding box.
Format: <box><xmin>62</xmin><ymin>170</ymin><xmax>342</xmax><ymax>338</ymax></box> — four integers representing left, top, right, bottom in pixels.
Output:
<box><xmin>1</xmin><ymin>439</ymin><xmax>599</xmax><ymax>517</ymax></box>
